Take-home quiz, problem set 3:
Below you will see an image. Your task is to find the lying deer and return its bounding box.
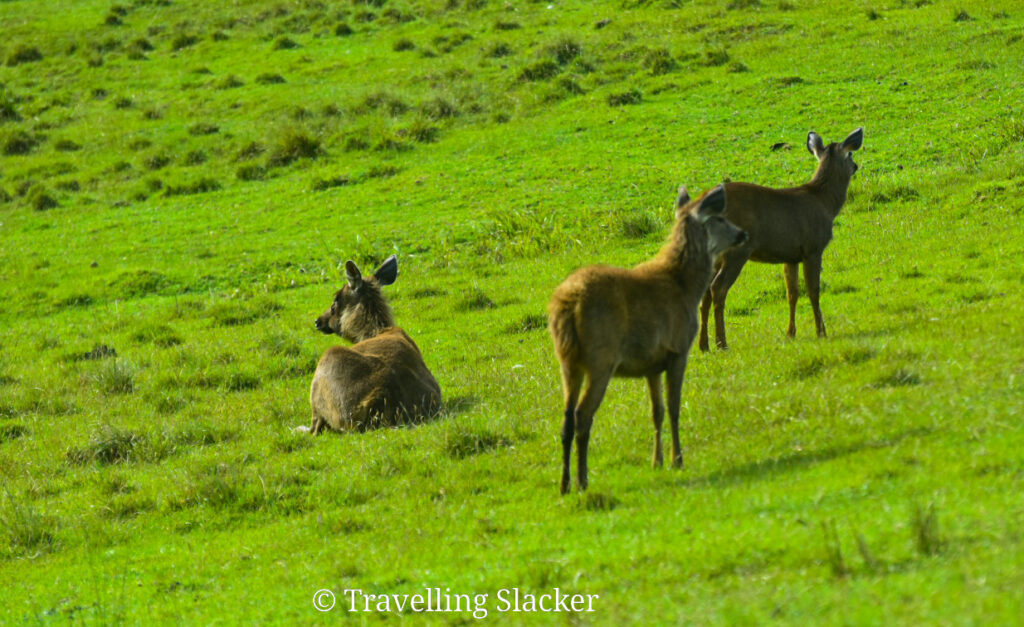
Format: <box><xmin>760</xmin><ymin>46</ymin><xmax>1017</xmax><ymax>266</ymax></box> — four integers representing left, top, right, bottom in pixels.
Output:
<box><xmin>303</xmin><ymin>255</ymin><xmax>442</xmax><ymax>434</ymax></box>
<box><xmin>549</xmin><ymin>185</ymin><xmax>748</xmax><ymax>494</ymax></box>
<box><xmin>699</xmin><ymin>127</ymin><xmax>864</xmax><ymax>351</ymax></box>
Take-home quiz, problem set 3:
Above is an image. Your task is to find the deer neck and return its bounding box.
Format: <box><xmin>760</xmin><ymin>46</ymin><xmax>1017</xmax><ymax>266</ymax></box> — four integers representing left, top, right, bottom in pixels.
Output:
<box><xmin>343</xmin><ymin>301</ymin><xmax>395</xmax><ymax>343</ymax></box>
<box><xmin>808</xmin><ymin>161</ymin><xmax>852</xmax><ymax>220</ymax></box>
<box><xmin>655</xmin><ymin>215</ymin><xmax>714</xmax><ymax>298</ymax></box>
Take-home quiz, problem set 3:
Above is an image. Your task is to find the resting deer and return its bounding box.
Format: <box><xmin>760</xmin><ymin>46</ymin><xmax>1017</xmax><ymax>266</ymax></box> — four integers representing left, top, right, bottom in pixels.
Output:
<box><xmin>699</xmin><ymin>127</ymin><xmax>863</xmax><ymax>351</ymax></box>
<box><xmin>304</xmin><ymin>255</ymin><xmax>441</xmax><ymax>434</ymax></box>
<box><xmin>548</xmin><ymin>185</ymin><xmax>748</xmax><ymax>494</ymax></box>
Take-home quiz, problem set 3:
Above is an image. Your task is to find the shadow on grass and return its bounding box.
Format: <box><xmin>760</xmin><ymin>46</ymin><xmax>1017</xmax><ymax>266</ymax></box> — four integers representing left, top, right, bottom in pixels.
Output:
<box><xmin>442</xmin><ymin>395</ymin><xmax>480</xmax><ymax>416</ymax></box>
<box><xmin>830</xmin><ymin>324</ymin><xmax>905</xmax><ymax>341</ymax></box>
<box><xmin>683</xmin><ymin>426</ymin><xmax>935</xmax><ymax>489</ymax></box>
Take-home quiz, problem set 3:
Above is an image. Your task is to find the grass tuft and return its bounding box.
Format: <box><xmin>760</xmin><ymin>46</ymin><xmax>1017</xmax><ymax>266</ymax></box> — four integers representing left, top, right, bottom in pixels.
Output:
<box><xmin>132</xmin><ymin>325</ymin><xmax>183</xmax><ymax>348</ymax></box>
<box><xmin>445</xmin><ymin>426</ymin><xmax>513</xmax><ymax>459</ymax></box>
<box><xmin>912</xmin><ymin>502</ymin><xmax>943</xmax><ymax>556</ymax></box>
<box><xmin>266</xmin><ymin>126</ymin><xmax>322</xmax><ymax>166</ymax></box>
<box><xmin>642</xmin><ymin>48</ymin><xmax>677</xmax><ymax>75</ymax></box>
<box><xmin>577</xmin><ymin>492</ymin><xmax>620</xmax><ymax>512</ymax></box>
<box><xmin>1</xmin><ymin>491</ymin><xmax>56</xmax><ymax>555</ymax></box>
<box><xmin>206</xmin><ymin>297</ymin><xmax>283</xmax><ymax>326</ymax></box>
<box><xmin>870</xmin><ymin>185</ymin><xmax>920</xmax><ymax>204</ymax></box>
<box><xmin>701</xmin><ymin>48</ymin><xmax>731</xmax><ymax>67</ymax></box>
<box><xmin>855</xmin><ymin>532</ymin><xmax>881</xmax><ymax>573</ymax></box>
<box><xmin>2</xmin><ymin>129</ymin><xmax>39</xmax><ymax>155</ymax></box>
<box><xmin>66</xmin><ymin>425</ymin><xmax>144</xmax><ymax>465</ymax></box>
<box><xmin>505</xmin><ymin>312</ymin><xmax>547</xmax><ymax>334</ymax></box>
<box><xmin>393</xmin><ymin>38</ymin><xmax>416</xmax><ymax>52</ymax></box>
<box><xmin>619</xmin><ymin>211</ymin><xmax>663</xmax><ymax>238</ymax></box>
<box><xmin>27</xmin><ymin>184</ymin><xmax>59</xmax><ymax>211</ymax></box>
<box><xmin>518</xmin><ymin>59</ymin><xmax>560</xmax><ymax>82</ymax></box>
<box><xmin>76</xmin><ymin>344</ymin><xmax>118</xmax><ymax>361</ymax></box>
<box><xmin>188</xmin><ymin>122</ymin><xmax>219</xmax><ymax>136</ymax></box>
<box><xmin>872</xmin><ymin>369</ymin><xmax>921</xmax><ymax>388</ymax></box>
<box><xmin>6</xmin><ymin>45</ymin><xmax>44</xmax><ymax>66</ymax></box>
<box><xmin>546</xmin><ymin>38</ymin><xmax>583</xmax><ymax>65</ymax></box>
<box><xmin>357</xmin><ymin>91</ymin><xmax>409</xmax><ymax>116</ymax></box>
<box><xmin>108</xmin><ymin>269</ymin><xmax>170</xmax><ymax>298</ymax></box>
<box><xmin>272</xmin><ymin>36</ymin><xmax>301</xmax><ymax>50</ymax></box>
<box><xmin>420</xmin><ymin>96</ymin><xmax>459</xmax><ymax>120</ymax></box>
<box><xmin>820</xmin><ymin>520</ymin><xmax>850</xmax><ymax>578</ymax></box>
<box><xmin>457</xmin><ymin>287</ymin><xmax>497</xmax><ymax>311</ymax></box>
<box><xmin>0</xmin><ymin>424</ymin><xmax>28</xmax><ymax>443</ymax></box>
<box><xmin>170</xmin><ymin>33</ymin><xmax>199</xmax><ymax>51</ymax></box>
<box><xmin>607</xmin><ymin>88</ymin><xmax>642</xmax><ymax>106</ymax></box>
<box><xmin>255</xmin><ymin>73</ymin><xmax>286</xmax><ymax>85</ymax></box>
<box><xmin>87</xmin><ymin>359</ymin><xmax>136</xmax><ymax>395</ymax></box>
<box><xmin>54</xmin><ymin>138</ymin><xmax>81</xmax><ymax>151</ymax></box>
<box><xmin>216</xmin><ymin>75</ymin><xmax>244</xmax><ymax>89</ymax></box>
<box><xmin>310</xmin><ymin>174</ymin><xmax>350</xmax><ymax>191</ymax></box>
<box><xmin>237</xmin><ymin>163</ymin><xmax>267</xmax><ymax>181</ymax></box>
<box><xmin>163</xmin><ymin>177</ymin><xmax>222</xmax><ymax>197</ymax></box>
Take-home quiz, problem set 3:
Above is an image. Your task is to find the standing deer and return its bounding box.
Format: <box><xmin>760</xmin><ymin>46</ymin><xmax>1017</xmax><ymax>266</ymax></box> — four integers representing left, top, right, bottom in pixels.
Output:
<box><xmin>549</xmin><ymin>185</ymin><xmax>748</xmax><ymax>494</ymax></box>
<box><xmin>304</xmin><ymin>255</ymin><xmax>442</xmax><ymax>434</ymax></box>
<box><xmin>699</xmin><ymin>127</ymin><xmax>864</xmax><ymax>351</ymax></box>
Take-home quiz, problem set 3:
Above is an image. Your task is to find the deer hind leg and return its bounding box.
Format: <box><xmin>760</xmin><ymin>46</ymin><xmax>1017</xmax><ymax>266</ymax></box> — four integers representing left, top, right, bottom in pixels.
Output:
<box><xmin>647</xmin><ymin>374</ymin><xmax>665</xmax><ymax>467</ymax></box>
<box><xmin>559</xmin><ymin>363</ymin><xmax>583</xmax><ymax>495</ymax></box>
<box><xmin>309</xmin><ymin>385</ymin><xmax>328</xmax><ymax>435</ymax></box>
<box><xmin>573</xmin><ymin>368</ymin><xmax>613</xmax><ymax>492</ymax></box>
<box><xmin>710</xmin><ymin>251</ymin><xmax>751</xmax><ymax>350</ymax></box>
<box><xmin>784</xmin><ymin>262</ymin><xmax>800</xmax><ymax>338</ymax></box>
<box><xmin>310</xmin><ymin>411</ymin><xmax>326</xmax><ymax>436</ymax></box>
<box><xmin>803</xmin><ymin>254</ymin><xmax>826</xmax><ymax>337</ymax></box>
<box><xmin>665</xmin><ymin>355</ymin><xmax>690</xmax><ymax>469</ymax></box>
<box><xmin>699</xmin><ymin>289</ymin><xmax>713</xmax><ymax>352</ymax></box>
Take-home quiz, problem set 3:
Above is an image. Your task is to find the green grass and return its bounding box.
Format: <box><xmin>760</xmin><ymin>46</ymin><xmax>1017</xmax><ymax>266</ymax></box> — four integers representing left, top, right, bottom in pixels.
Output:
<box><xmin>2</xmin><ymin>0</ymin><xmax>1024</xmax><ymax>623</ymax></box>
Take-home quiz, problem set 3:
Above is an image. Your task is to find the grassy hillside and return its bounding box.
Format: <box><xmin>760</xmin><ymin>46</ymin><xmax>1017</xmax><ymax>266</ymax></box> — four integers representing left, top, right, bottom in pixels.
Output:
<box><xmin>2</xmin><ymin>0</ymin><xmax>1023</xmax><ymax>623</ymax></box>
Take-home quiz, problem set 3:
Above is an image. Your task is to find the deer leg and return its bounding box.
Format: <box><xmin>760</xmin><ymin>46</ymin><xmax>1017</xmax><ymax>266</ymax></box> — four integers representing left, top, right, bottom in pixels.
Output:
<box><xmin>647</xmin><ymin>374</ymin><xmax>665</xmax><ymax>467</ymax></box>
<box><xmin>559</xmin><ymin>363</ymin><xmax>583</xmax><ymax>495</ymax></box>
<box><xmin>710</xmin><ymin>251</ymin><xmax>750</xmax><ymax>350</ymax></box>
<box><xmin>784</xmin><ymin>262</ymin><xmax>800</xmax><ymax>338</ymax></box>
<box><xmin>666</xmin><ymin>355</ymin><xmax>689</xmax><ymax>469</ymax></box>
<box><xmin>803</xmin><ymin>254</ymin><xmax>826</xmax><ymax>337</ymax></box>
<box><xmin>699</xmin><ymin>289</ymin><xmax>713</xmax><ymax>352</ymax></box>
<box><xmin>310</xmin><ymin>412</ymin><xmax>326</xmax><ymax>436</ymax></box>
<box><xmin>573</xmin><ymin>369</ymin><xmax>612</xmax><ymax>492</ymax></box>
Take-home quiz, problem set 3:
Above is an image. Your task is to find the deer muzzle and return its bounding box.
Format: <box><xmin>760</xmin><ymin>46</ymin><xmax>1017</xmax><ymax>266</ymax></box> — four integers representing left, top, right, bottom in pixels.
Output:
<box><xmin>314</xmin><ymin>316</ymin><xmax>332</xmax><ymax>334</ymax></box>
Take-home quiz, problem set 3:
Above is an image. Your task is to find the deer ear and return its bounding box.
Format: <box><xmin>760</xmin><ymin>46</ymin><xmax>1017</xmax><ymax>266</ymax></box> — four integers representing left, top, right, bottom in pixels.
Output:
<box><xmin>695</xmin><ymin>185</ymin><xmax>726</xmax><ymax>221</ymax></box>
<box><xmin>841</xmin><ymin>127</ymin><xmax>863</xmax><ymax>152</ymax></box>
<box><xmin>807</xmin><ymin>131</ymin><xmax>826</xmax><ymax>158</ymax></box>
<box><xmin>674</xmin><ymin>185</ymin><xmax>691</xmax><ymax>219</ymax></box>
<box><xmin>675</xmin><ymin>185</ymin><xmax>690</xmax><ymax>208</ymax></box>
<box><xmin>345</xmin><ymin>260</ymin><xmax>363</xmax><ymax>290</ymax></box>
<box><xmin>373</xmin><ymin>255</ymin><xmax>398</xmax><ymax>286</ymax></box>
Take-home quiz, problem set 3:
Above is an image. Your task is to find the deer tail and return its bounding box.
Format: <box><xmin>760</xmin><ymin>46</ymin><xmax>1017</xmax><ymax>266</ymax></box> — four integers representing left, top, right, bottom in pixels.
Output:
<box><xmin>547</xmin><ymin>297</ymin><xmax>581</xmax><ymax>364</ymax></box>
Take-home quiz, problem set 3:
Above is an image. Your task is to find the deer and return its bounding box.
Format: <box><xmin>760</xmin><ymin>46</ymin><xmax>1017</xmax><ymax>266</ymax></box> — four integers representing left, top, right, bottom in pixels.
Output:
<box><xmin>699</xmin><ymin>127</ymin><xmax>864</xmax><ymax>352</ymax></box>
<box><xmin>302</xmin><ymin>255</ymin><xmax>442</xmax><ymax>434</ymax></box>
<box><xmin>548</xmin><ymin>185</ymin><xmax>748</xmax><ymax>494</ymax></box>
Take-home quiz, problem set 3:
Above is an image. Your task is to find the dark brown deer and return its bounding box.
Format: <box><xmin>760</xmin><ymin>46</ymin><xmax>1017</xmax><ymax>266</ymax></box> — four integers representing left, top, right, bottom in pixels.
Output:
<box><xmin>303</xmin><ymin>255</ymin><xmax>442</xmax><ymax>434</ymax></box>
<box><xmin>548</xmin><ymin>185</ymin><xmax>748</xmax><ymax>494</ymax></box>
<box><xmin>699</xmin><ymin>127</ymin><xmax>863</xmax><ymax>351</ymax></box>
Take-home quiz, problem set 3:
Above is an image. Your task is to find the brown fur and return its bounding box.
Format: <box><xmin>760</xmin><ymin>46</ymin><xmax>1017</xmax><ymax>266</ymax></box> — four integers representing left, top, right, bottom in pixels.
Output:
<box><xmin>699</xmin><ymin>127</ymin><xmax>864</xmax><ymax>351</ymax></box>
<box><xmin>307</xmin><ymin>255</ymin><xmax>441</xmax><ymax>433</ymax></box>
<box><xmin>548</xmin><ymin>186</ymin><xmax>748</xmax><ymax>494</ymax></box>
